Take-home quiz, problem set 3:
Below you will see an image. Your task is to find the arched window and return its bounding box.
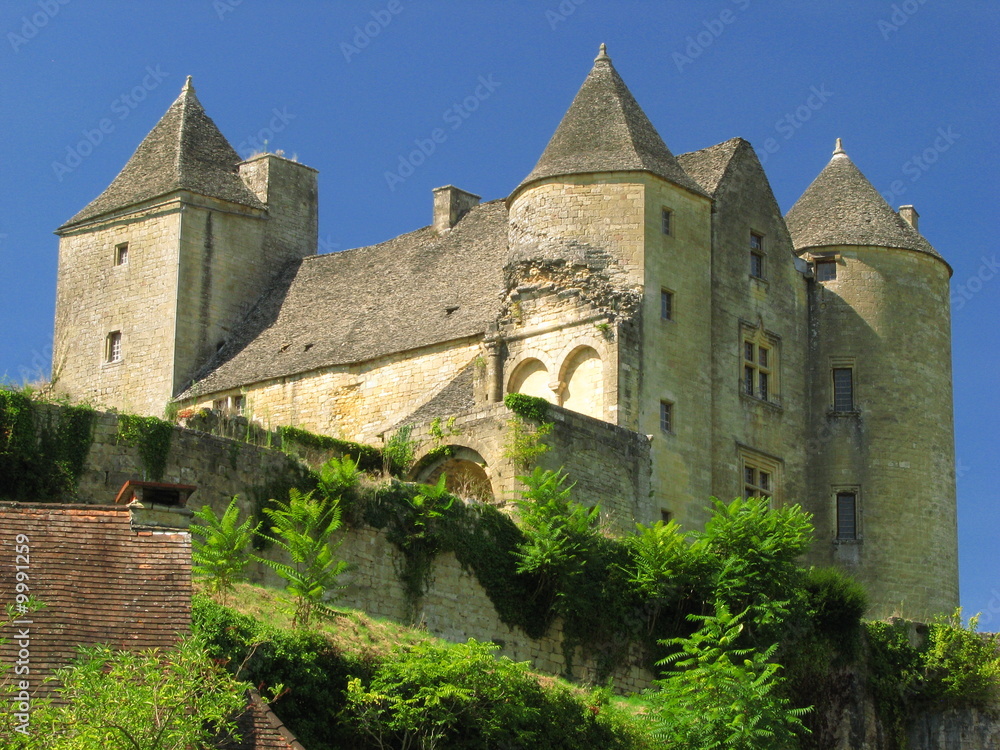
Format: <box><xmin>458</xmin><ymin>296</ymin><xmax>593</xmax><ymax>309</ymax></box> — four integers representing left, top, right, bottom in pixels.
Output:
<box><xmin>560</xmin><ymin>346</ymin><xmax>603</xmax><ymax>419</ymax></box>
<box><xmin>507</xmin><ymin>358</ymin><xmax>553</xmax><ymax>402</ymax></box>
<box><xmin>413</xmin><ymin>447</ymin><xmax>494</xmax><ymax>502</ymax></box>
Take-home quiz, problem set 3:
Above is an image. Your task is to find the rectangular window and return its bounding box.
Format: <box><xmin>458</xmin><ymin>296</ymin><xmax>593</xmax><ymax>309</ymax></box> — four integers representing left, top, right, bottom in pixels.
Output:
<box><xmin>836</xmin><ymin>492</ymin><xmax>858</xmax><ymax>540</ymax></box>
<box><xmin>743</xmin><ymin>338</ymin><xmax>774</xmax><ymax>401</ymax></box>
<box><xmin>660</xmin><ymin>289</ymin><xmax>673</xmax><ymax>321</ymax></box>
<box><xmin>816</xmin><ymin>259</ymin><xmax>836</xmax><ymax>281</ymax></box>
<box><xmin>833</xmin><ymin>367</ymin><xmax>854</xmax><ymax>411</ymax></box>
<box><xmin>213</xmin><ymin>395</ymin><xmax>245</xmax><ymax>415</ymax></box>
<box><xmin>105</xmin><ymin>331</ymin><xmax>122</xmax><ymax>363</ymax></box>
<box><xmin>659</xmin><ymin>400</ymin><xmax>673</xmax><ymax>433</ymax></box>
<box><xmin>743</xmin><ymin>465</ymin><xmax>772</xmax><ymax>500</ymax></box>
<box><xmin>660</xmin><ymin>509</ymin><xmax>673</xmax><ymax>524</ymax></box>
<box><xmin>739</xmin><ymin>447</ymin><xmax>780</xmax><ymax>502</ymax></box>
<box><xmin>115</xmin><ymin>242</ymin><xmax>129</xmax><ymax>266</ymax></box>
<box><xmin>750</xmin><ymin>233</ymin><xmax>765</xmax><ymax>279</ymax></box>
<box><xmin>661</xmin><ymin>208</ymin><xmax>672</xmax><ymax>235</ymax></box>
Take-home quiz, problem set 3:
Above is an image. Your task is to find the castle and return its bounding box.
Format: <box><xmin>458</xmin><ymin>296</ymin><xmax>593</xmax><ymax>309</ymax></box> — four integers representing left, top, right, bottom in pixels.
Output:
<box><xmin>50</xmin><ymin>46</ymin><xmax>957</xmax><ymax>621</ymax></box>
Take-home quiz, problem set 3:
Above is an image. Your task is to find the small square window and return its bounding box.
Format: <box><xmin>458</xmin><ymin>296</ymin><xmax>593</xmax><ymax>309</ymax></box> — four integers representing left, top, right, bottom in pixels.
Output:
<box><xmin>833</xmin><ymin>367</ymin><xmax>854</xmax><ymax>411</ymax></box>
<box><xmin>106</xmin><ymin>331</ymin><xmax>122</xmax><ymax>363</ymax></box>
<box><xmin>660</xmin><ymin>509</ymin><xmax>673</xmax><ymax>524</ymax></box>
<box><xmin>750</xmin><ymin>232</ymin><xmax>764</xmax><ymax>252</ymax></box>
<box><xmin>659</xmin><ymin>401</ymin><xmax>673</xmax><ymax>433</ymax></box>
<box><xmin>816</xmin><ymin>259</ymin><xmax>837</xmax><ymax>281</ymax></box>
<box><xmin>661</xmin><ymin>208</ymin><xmax>672</xmax><ymax>235</ymax></box>
<box><xmin>115</xmin><ymin>242</ymin><xmax>129</xmax><ymax>266</ymax></box>
<box><xmin>660</xmin><ymin>289</ymin><xmax>673</xmax><ymax>321</ymax></box>
<box><xmin>836</xmin><ymin>491</ymin><xmax>857</xmax><ymax>540</ymax></box>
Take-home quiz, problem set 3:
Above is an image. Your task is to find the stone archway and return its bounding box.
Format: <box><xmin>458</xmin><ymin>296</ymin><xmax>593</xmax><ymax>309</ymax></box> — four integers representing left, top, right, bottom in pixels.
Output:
<box><xmin>412</xmin><ymin>446</ymin><xmax>494</xmax><ymax>502</ymax></box>
<box><xmin>559</xmin><ymin>345</ymin><xmax>603</xmax><ymax>419</ymax></box>
<box><xmin>507</xmin><ymin>358</ymin><xmax>553</xmax><ymax>402</ymax></box>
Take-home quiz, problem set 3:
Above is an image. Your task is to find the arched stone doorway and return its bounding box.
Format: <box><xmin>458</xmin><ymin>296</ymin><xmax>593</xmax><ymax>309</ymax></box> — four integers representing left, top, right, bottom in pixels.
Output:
<box><xmin>507</xmin><ymin>358</ymin><xmax>553</xmax><ymax>402</ymax></box>
<box><xmin>560</xmin><ymin>345</ymin><xmax>603</xmax><ymax>419</ymax></box>
<box><xmin>412</xmin><ymin>446</ymin><xmax>494</xmax><ymax>502</ymax></box>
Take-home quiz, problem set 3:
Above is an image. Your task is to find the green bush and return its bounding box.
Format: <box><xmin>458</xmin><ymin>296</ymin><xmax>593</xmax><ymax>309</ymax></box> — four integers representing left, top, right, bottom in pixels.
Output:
<box><xmin>316</xmin><ymin>454</ymin><xmax>361</xmax><ymax>502</ymax></box>
<box><xmin>345</xmin><ymin>639</ymin><xmax>648</xmax><ymax>750</ymax></box>
<box><xmin>504</xmin><ymin>392</ymin><xmax>551</xmax><ymax>422</ymax></box>
<box><xmin>922</xmin><ymin>611</ymin><xmax>1000</xmax><ymax>708</ymax></box>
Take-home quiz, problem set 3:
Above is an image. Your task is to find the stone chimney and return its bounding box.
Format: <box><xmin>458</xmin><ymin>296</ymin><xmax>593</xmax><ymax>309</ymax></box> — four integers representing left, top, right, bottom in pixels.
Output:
<box><xmin>898</xmin><ymin>205</ymin><xmax>919</xmax><ymax>231</ymax></box>
<box><xmin>433</xmin><ymin>186</ymin><xmax>480</xmax><ymax>233</ymax></box>
<box><xmin>115</xmin><ymin>480</ymin><xmax>196</xmax><ymax>531</ymax></box>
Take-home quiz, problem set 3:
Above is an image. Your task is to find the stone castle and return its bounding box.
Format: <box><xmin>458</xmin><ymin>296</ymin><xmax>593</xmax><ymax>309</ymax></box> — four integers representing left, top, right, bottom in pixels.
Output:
<box><xmin>51</xmin><ymin>46</ymin><xmax>957</xmax><ymax>621</ymax></box>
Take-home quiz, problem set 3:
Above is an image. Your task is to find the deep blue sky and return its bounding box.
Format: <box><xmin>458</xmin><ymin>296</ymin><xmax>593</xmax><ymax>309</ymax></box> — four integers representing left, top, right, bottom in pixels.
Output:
<box><xmin>1</xmin><ymin>2</ymin><xmax>997</xmax><ymax>624</ymax></box>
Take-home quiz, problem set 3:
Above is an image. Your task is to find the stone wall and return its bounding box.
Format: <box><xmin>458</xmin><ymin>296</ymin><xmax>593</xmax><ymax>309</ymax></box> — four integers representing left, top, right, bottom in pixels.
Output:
<box><xmin>185</xmin><ymin>339</ymin><xmax>483</xmax><ymax>445</ymax></box>
<box><xmin>38</xmin><ymin>403</ymin><xmax>307</xmax><ymax>514</ymax></box>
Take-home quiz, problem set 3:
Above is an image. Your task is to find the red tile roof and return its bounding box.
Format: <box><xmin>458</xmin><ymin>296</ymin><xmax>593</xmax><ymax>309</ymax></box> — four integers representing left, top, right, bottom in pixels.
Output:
<box><xmin>0</xmin><ymin>503</ymin><xmax>191</xmax><ymax>702</ymax></box>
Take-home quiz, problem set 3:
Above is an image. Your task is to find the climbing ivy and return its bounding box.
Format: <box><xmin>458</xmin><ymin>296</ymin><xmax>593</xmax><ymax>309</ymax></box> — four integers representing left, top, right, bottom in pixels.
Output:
<box><xmin>0</xmin><ymin>390</ymin><xmax>95</xmax><ymax>500</ymax></box>
<box><xmin>117</xmin><ymin>413</ymin><xmax>174</xmax><ymax>482</ymax></box>
<box><xmin>278</xmin><ymin>426</ymin><xmax>383</xmax><ymax>474</ymax></box>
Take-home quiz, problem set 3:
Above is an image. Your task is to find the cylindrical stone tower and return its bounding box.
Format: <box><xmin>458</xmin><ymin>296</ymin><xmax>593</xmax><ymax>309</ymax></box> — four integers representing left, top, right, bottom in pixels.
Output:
<box><xmin>787</xmin><ymin>140</ymin><xmax>957</xmax><ymax>621</ymax></box>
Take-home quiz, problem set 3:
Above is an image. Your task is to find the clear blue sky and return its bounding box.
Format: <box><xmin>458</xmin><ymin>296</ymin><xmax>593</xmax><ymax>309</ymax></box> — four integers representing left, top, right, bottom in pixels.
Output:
<box><xmin>1</xmin><ymin>1</ymin><xmax>997</xmax><ymax>624</ymax></box>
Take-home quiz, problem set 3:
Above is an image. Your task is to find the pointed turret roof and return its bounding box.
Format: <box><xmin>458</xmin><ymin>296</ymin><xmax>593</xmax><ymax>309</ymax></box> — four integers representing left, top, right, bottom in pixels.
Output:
<box><xmin>514</xmin><ymin>45</ymin><xmax>707</xmax><ymax>198</ymax></box>
<box><xmin>59</xmin><ymin>76</ymin><xmax>264</xmax><ymax>230</ymax></box>
<box><xmin>785</xmin><ymin>140</ymin><xmax>945</xmax><ymax>265</ymax></box>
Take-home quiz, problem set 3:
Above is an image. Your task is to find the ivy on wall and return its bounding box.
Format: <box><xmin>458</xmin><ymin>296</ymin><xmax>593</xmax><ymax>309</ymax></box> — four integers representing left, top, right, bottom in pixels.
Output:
<box><xmin>0</xmin><ymin>390</ymin><xmax>95</xmax><ymax>500</ymax></box>
<box><xmin>117</xmin><ymin>413</ymin><xmax>174</xmax><ymax>482</ymax></box>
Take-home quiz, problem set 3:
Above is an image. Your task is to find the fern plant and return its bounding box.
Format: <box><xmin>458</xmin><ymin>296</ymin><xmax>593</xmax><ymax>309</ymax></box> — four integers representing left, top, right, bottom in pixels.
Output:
<box><xmin>316</xmin><ymin>454</ymin><xmax>361</xmax><ymax>502</ymax></box>
<box><xmin>646</xmin><ymin>603</ymin><xmax>811</xmax><ymax>749</ymax></box>
<box><xmin>191</xmin><ymin>496</ymin><xmax>259</xmax><ymax>604</ymax></box>
<box><xmin>255</xmin><ymin>489</ymin><xmax>349</xmax><ymax>627</ymax></box>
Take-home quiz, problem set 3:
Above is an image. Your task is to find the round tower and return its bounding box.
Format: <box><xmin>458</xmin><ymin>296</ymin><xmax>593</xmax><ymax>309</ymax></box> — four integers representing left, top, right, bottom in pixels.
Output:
<box><xmin>504</xmin><ymin>45</ymin><xmax>715</xmax><ymax>528</ymax></box>
<box><xmin>787</xmin><ymin>139</ymin><xmax>957</xmax><ymax>621</ymax></box>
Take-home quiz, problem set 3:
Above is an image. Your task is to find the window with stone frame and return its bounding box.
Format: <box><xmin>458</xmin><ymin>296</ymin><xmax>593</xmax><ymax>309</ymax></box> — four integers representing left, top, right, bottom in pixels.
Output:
<box><xmin>114</xmin><ymin>242</ymin><xmax>129</xmax><ymax>266</ymax></box>
<box><xmin>213</xmin><ymin>394</ymin><xmax>245</xmax><ymax>416</ymax></box>
<box><xmin>832</xmin><ymin>366</ymin><xmax>855</xmax><ymax>412</ymax></box>
<box><xmin>815</xmin><ymin>258</ymin><xmax>837</xmax><ymax>281</ymax></box>
<box><xmin>836</xmin><ymin>490</ymin><xmax>859</xmax><ymax>540</ymax></box>
<box><xmin>660</xmin><ymin>288</ymin><xmax>674</xmax><ymax>321</ymax></box>
<box><xmin>105</xmin><ymin>331</ymin><xmax>122</xmax><ymax>363</ymax></box>
<box><xmin>659</xmin><ymin>400</ymin><xmax>673</xmax><ymax>433</ymax></box>
<box><xmin>661</xmin><ymin>207</ymin><xmax>673</xmax><ymax>236</ymax></box>
<box><xmin>738</xmin><ymin>447</ymin><xmax>781</xmax><ymax>502</ymax></box>
<box><xmin>742</xmin><ymin>327</ymin><xmax>779</xmax><ymax>403</ymax></box>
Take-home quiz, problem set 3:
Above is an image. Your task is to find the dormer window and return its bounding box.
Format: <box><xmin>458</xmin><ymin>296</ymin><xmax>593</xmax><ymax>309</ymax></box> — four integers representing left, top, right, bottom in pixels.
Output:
<box><xmin>816</xmin><ymin>259</ymin><xmax>837</xmax><ymax>281</ymax></box>
<box><xmin>115</xmin><ymin>242</ymin><xmax>129</xmax><ymax>266</ymax></box>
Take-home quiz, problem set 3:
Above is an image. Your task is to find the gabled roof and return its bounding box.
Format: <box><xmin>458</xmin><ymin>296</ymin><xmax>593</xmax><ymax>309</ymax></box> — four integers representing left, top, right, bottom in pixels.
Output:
<box><xmin>180</xmin><ymin>200</ymin><xmax>510</xmax><ymax>397</ymax></box>
<box><xmin>785</xmin><ymin>140</ymin><xmax>946</xmax><ymax>266</ymax></box>
<box><xmin>59</xmin><ymin>77</ymin><xmax>264</xmax><ymax>230</ymax></box>
<box><xmin>514</xmin><ymin>45</ymin><xmax>707</xmax><ymax>198</ymax></box>
<box><xmin>676</xmin><ymin>138</ymin><xmax>744</xmax><ymax>196</ymax></box>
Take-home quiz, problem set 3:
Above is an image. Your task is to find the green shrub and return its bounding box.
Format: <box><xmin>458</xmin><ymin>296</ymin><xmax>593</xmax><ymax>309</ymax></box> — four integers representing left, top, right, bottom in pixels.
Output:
<box><xmin>504</xmin><ymin>392</ymin><xmax>551</xmax><ymax>422</ymax></box>
<box><xmin>383</xmin><ymin>424</ymin><xmax>418</xmax><ymax>476</ymax></box>
<box><xmin>345</xmin><ymin>639</ymin><xmax>648</xmax><ymax>750</ymax></box>
<box><xmin>922</xmin><ymin>611</ymin><xmax>1000</xmax><ymax>708</ymax></box>
<box><xmin>316</xmin><ymin>454</ymin><xmax>361</xmax><ymax>502</ymax></box>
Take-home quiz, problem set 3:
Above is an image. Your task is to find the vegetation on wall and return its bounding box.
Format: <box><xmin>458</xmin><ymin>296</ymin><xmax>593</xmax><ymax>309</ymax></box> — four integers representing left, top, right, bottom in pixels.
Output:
<box><xmin>0</xmin><ymin>388</ymin><xmax>95</xmax><ymax>500</ymax></box>
<box><xmin>278</xmin><ymin>425</ymin><xmax>383</xmax><ymax>474</ymax></box>
<box><xmin>117</xmin><ymin>413</ymin><xmax>173</xmax><ymax>482</ymax></box>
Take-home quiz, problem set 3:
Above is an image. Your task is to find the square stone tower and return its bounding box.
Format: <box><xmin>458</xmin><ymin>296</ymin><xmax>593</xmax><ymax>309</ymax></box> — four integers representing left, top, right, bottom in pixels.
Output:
<box><xmin>52</xmin><ymin>77</ymin><xmax>317</xmax><ymax>416</ymax></box>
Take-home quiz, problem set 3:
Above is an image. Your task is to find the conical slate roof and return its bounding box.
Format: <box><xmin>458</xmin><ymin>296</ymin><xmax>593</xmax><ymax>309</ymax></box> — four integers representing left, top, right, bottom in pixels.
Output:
<box><xmin>785</xmin><ymin>140</ymin><xmax>944</xmax><ymax>264</ymax></box>
<box><xmin>59</xmin><ymin>77</ymin><xmax>264</xmax><ymax>230</ymax></box>
<box><xmin>514</xmin><ymin>45</ymin><xmax>707</xmax><ymax>197</ymax></box>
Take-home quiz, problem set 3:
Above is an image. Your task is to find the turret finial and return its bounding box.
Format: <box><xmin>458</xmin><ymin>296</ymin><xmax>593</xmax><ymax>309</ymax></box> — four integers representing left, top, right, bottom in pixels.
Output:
<box><xmin>833</xmin><ymin>137</ymin><xmax>846</xmax><ymax>156</ymax></box>
<box><xmin>182</xmin><ymin>75</ymin><xmax>195</xmax><ymax>94</ymax></box>
<box><xmin>595</xmin><ymin>43</ymin><xmax>610</xmax><ymax>63</ymax></box>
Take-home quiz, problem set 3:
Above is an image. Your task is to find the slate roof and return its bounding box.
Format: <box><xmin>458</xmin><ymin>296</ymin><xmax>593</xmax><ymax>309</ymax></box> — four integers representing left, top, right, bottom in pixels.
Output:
<box><xmin>514</xmin><ymin>45</ymin><xmax>707</xmax><ymax>198</ymax></box>
<box><xmin>0</xmin><ymin>504</ymin><xmax>191</xmax><ymax>702</ymax></box>
<box><xmin>785</xmin><ymin>141</ymin><xmax>946</xmax><ymax>266</ymax></box>
<box><xmin>676</xmin><ymin>138</ymin><xmax>744</xmax><ymax>196</ymax></box>
<box><xmin>221</xmin><ymin>690</ymin><xmax>307</xmax><ymax>750</ymax></box>
<box><xmin>59</xmin><ymin>77</ymin><xmax>264</xmax><ymax>230</ymax></box>
<box><xmin>182</xmin><ymin>200</ymin><xmax>510</xmax><ymax>397</ymax></box>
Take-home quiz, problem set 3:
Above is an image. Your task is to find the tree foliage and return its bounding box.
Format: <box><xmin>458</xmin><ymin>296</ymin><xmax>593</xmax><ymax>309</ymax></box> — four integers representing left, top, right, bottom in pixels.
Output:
<box><xmin>9</xmin><ymin>638</ymin><xmax>248</xmax><ymax>750</ymax></box>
